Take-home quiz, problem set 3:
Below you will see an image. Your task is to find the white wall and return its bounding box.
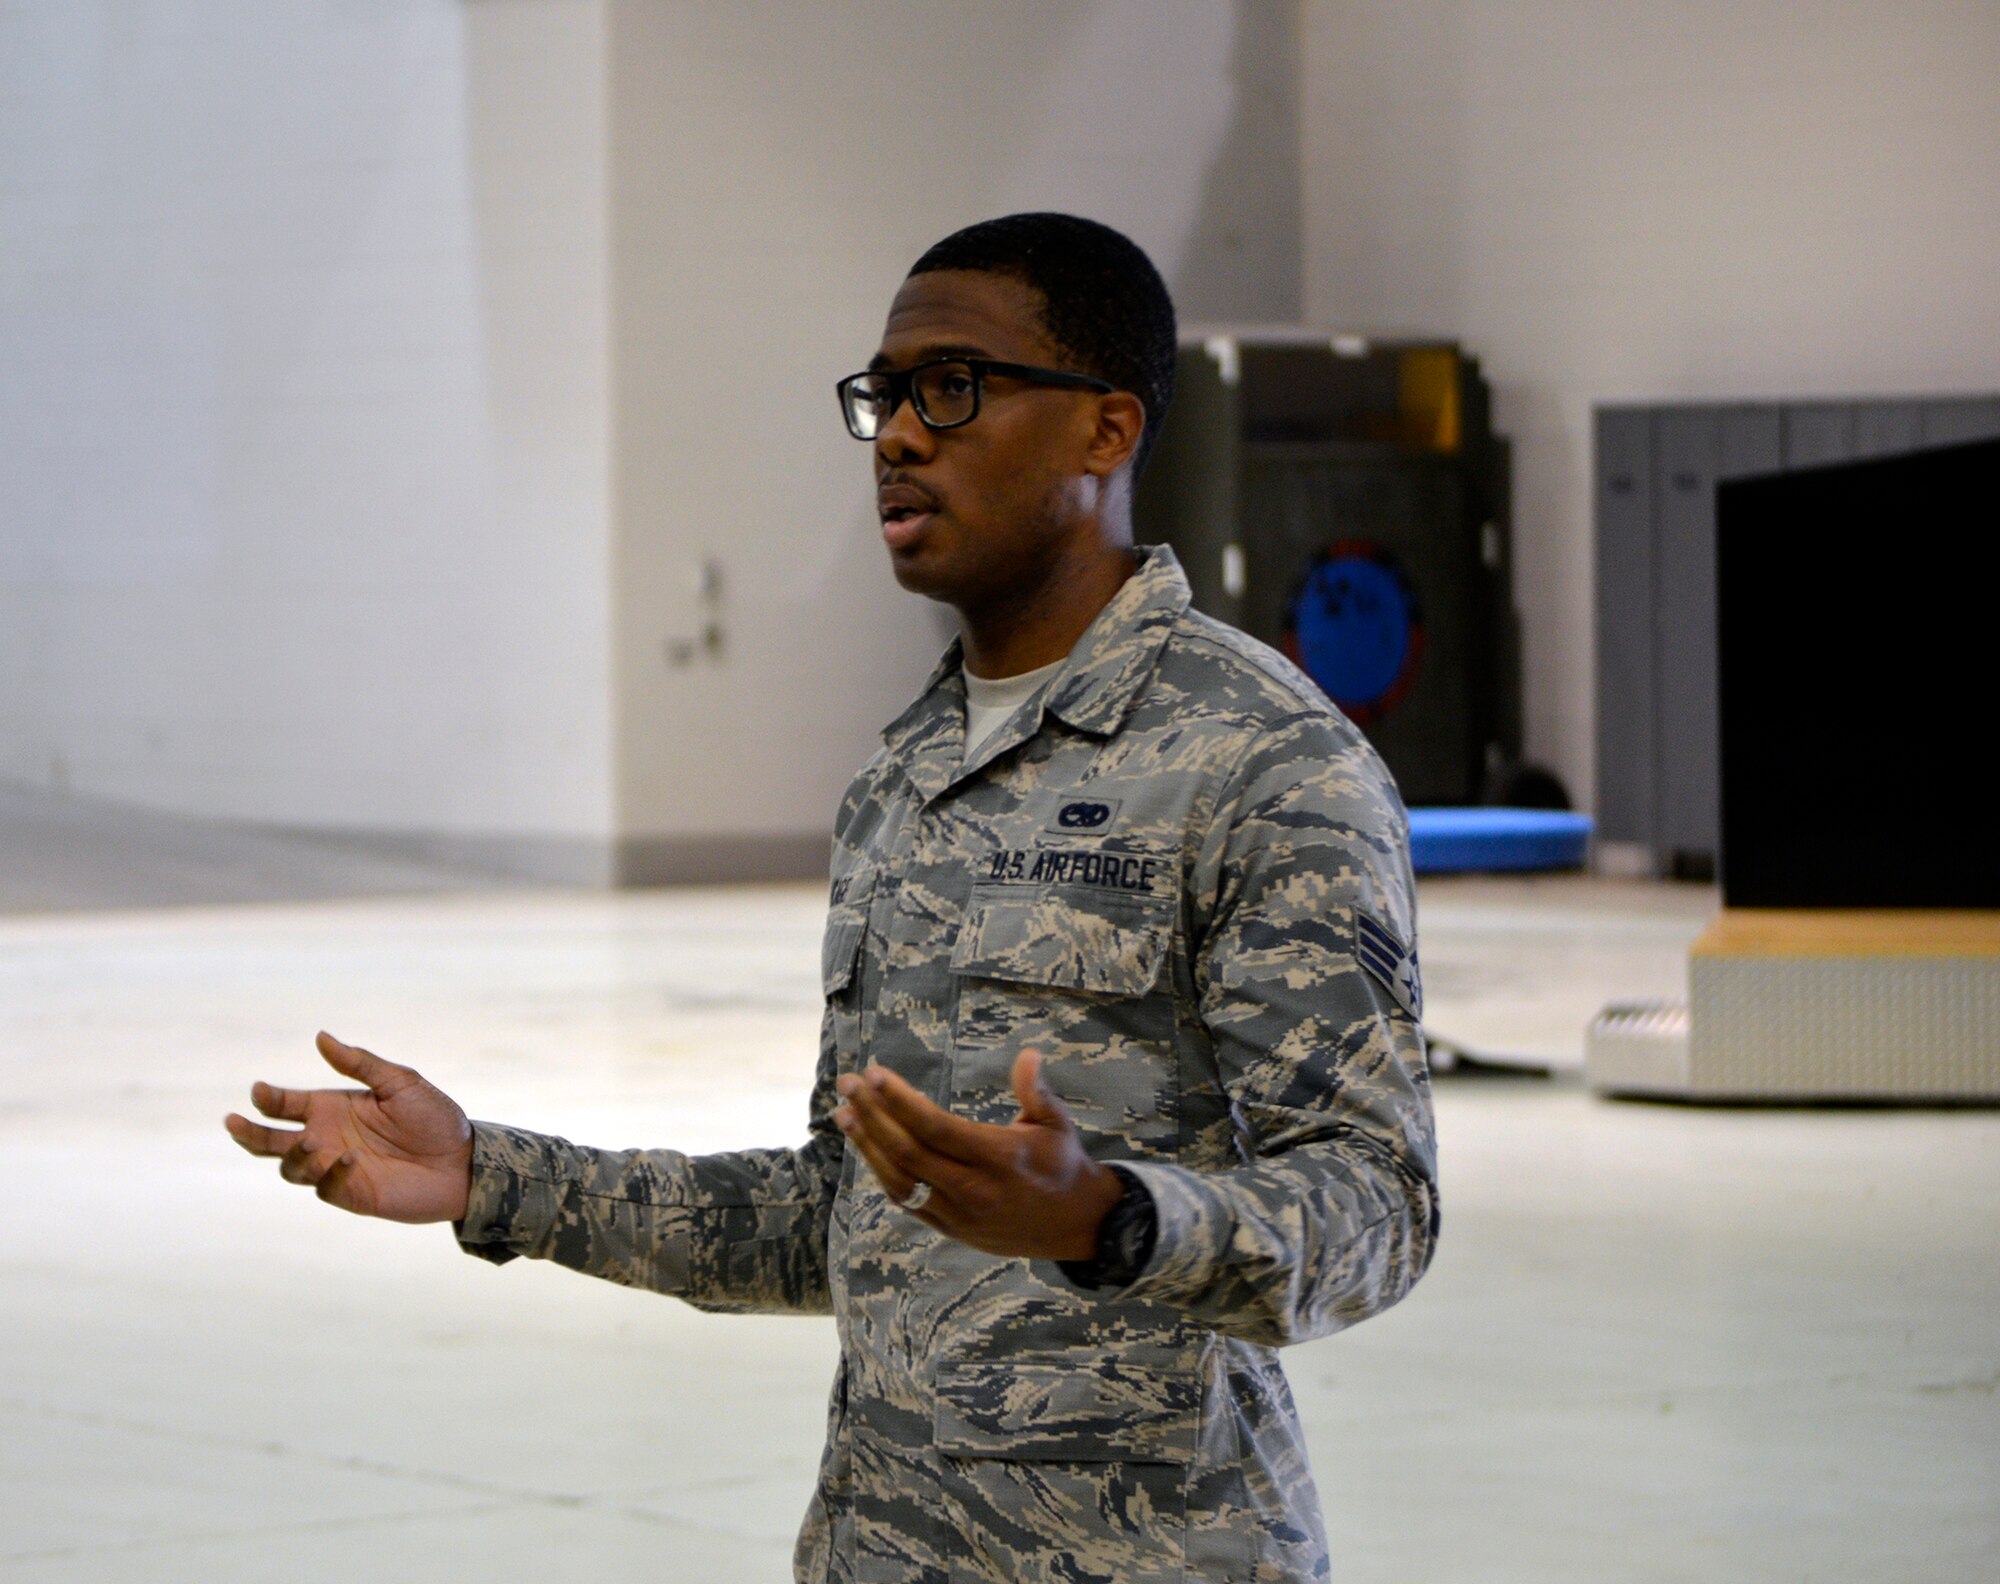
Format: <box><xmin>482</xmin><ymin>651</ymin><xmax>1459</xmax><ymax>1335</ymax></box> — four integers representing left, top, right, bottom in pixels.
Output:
<box><xmin>0</xmin><ymin>1</ymin><xmax>617</xmax><ymax>874</ymax></box>
<box><xmin>1301</xmin><ymin>0</ymin><xmax>2000</xmax><ymax>810</ymax></box>
<box><xmin>19</xmin><ymin>2</ymin><xmax>1996</xmax><ymax>877</ymax></box>
<box><xmin>603</xmin><ymin>0</ymin><xmax>1302</xmax><ymax>877</ymax></box>
<box><xmin>1</xmin><ymin>0</ymin><xmax>1300</xmax><ymax>882</ymax></box>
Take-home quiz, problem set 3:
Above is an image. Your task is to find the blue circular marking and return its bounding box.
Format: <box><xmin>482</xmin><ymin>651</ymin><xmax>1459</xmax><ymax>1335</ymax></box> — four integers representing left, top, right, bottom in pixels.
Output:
<box><xmin>1289</xmin><ymin>554</ymin><xmax>1414</xmax><ymax>706</ymax></box>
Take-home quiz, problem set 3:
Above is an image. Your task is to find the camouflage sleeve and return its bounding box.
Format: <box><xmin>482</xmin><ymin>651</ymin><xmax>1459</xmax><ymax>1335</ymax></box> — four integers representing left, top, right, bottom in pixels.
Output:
<box><xmin>1076</xmin><ymin>710</ymin><xmax>1439</xmax><ymax>1347</ymax></box>
<box><xmin>451</xmin><ymin>1010</ymin><xmax>845</xmax><ymax>1316</ymax></box>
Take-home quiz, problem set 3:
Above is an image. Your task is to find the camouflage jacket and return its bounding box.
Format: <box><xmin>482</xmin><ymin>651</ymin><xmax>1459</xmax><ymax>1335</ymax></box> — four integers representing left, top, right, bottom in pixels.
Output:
<box><xmin>458</xmin><ymin>545</ymin><xmax>1439</xmax><ymax>1583</ymax></box>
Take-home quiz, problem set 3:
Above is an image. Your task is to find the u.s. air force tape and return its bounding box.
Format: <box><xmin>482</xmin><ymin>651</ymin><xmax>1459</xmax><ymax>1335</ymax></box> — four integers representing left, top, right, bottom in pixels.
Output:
<box><xmin>1356</xmin><ymin>909</ymin><xmax>1423</xmax><ymax>1020</ymax></box>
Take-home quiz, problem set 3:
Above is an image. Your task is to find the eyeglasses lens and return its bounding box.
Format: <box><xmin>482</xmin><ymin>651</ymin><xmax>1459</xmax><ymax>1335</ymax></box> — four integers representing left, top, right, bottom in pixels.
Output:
<box><xmin>912</xmin><ymin>363</ymin><xmax>977</xmax><ymax>427</ymax></box>
<box><xmin>843</xmin><ymin>376</ymin><xmax>889</xmax><ymax>440</ymax></box>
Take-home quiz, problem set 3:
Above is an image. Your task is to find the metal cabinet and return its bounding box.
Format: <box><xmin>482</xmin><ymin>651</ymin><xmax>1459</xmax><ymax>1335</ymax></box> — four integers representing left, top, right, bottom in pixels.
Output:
<box><xmin>1595</xmin><ymin>394</ymin><xmax>2000</xmax><ymax>876</ymax></box>
<box><xmin>1140</xmin><ymin>333</ymin><xmax>1517</xmax><ymax>807</ymax></box>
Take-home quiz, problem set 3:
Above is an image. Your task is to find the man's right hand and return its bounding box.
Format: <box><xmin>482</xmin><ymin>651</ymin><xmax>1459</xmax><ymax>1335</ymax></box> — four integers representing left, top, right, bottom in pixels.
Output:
<box><xmin>224</xmin><ymin>1031</ymin><xmax>474</xmax><ymax>1223</ymax></box>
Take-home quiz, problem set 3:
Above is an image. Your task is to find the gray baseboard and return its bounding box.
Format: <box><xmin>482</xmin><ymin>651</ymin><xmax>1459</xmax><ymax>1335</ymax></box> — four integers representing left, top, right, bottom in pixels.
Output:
<box><xmin>276</xmin><ymin>826</ymin><xmax>620</xmax><ymax>887</ymax></box>
<box><xmin>614</xmin><ymin>832</ymin><xmax>830</xmax><ymax>887</ymax></box>
<box><xmin>289</xmin><ymin>827</ymin><xmax>832</xmax><ymax>888</ymax></box>
<box><xmin>0</xmin><ymin>779</ymin><xmax>833</xmax><ymax>908</ymax></box>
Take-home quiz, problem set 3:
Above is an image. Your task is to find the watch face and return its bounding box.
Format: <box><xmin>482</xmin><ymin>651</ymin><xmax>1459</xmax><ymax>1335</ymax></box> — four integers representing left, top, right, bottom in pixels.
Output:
<box><xmin>1115</xmin><ymin>1219</ymin><xmax>1148</xmax><ymax>1265</ymax></box>
<box><xmin>1103</xmin><ymin>1183</ymin><xmax>1157</xmax><ymax>1276</ymax></box>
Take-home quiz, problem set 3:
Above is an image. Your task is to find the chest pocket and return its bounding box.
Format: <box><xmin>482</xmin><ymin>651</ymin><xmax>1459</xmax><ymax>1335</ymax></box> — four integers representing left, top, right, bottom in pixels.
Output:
<box><xmin>950</xmin><ymin>883</ymin><xmax>1171</xmax><ymax>996</ymax></box>
<box><xmin>947</xmin><ymin>884</ymin><xmax>1179</xmax><ymax>1148</ymax></box>
<box><xmin>821</xmin><ymin>861</ymin><xmax>878</xmax><ymax>1073</ymax></box>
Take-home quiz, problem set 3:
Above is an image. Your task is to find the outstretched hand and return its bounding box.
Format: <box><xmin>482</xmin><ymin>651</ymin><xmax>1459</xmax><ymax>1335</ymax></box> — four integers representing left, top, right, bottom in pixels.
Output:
<box><xmin>224</xmin><ymin>1032</ymin><xmax>474</xmax><ymax>1223</ymax></box>
<box><xmin>832</xmin><ymin>1049</ymin><xmax>1122</xmax><ymax>1261</ymax></box>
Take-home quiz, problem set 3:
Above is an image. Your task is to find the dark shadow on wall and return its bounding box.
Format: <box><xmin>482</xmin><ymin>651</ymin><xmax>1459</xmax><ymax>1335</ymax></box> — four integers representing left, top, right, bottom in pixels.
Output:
<box><xmin>1173</xmin><ymin>0</ymin><xmax>1302</xmax><ymax>325</ymax></box>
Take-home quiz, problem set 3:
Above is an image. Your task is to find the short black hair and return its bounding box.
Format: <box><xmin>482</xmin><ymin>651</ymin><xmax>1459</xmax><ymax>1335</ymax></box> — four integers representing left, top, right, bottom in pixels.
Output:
<box><xmin>908</xmin><ymin>212</ymin><xmax>1177</xmax><ymax>476</ymax></box>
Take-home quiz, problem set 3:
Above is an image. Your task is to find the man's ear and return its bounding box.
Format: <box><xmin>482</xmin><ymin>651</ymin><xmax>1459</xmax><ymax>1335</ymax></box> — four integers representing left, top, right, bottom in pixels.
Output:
<box><xmin>1083</xmin><ymin>391</ymin><xmax>1146</xmax><ymax>479</ymax></box>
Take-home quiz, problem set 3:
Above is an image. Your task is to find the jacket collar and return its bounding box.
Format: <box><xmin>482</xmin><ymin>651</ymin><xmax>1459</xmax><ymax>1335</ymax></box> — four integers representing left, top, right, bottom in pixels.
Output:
<box><xmin>1041</xmin><ymin>543</ymin><xmax>1191</xmax><ymax>737</ymax></box>
<box><xmin>879</xmin><ymin>545</ymin><xmax>1191</xmax><ymax>802</ymax></box>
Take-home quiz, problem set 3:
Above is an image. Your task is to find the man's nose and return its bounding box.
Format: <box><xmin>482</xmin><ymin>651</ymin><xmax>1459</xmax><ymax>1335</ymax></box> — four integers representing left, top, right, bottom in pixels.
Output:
<box><xmin>874</xmin><ymin>396</ymin><xmax>935</xmax><ymax>468</ymax></box>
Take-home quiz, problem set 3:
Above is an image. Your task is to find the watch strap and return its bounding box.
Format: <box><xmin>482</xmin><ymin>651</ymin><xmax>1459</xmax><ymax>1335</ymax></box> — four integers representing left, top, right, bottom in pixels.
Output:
<box><xmin>1057</xmin><ymin>1164</ymin><xmax>1158</xmax><ymax>1291</ymax></box>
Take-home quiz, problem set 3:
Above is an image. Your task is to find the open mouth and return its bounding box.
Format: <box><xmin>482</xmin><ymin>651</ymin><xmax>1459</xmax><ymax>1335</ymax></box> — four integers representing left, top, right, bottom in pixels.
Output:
<box><xmin>878</xmin><ymin>490</ymin><xmax>940</xmax><ymax>549</ymax></box>
<box><xmin>880</xmin><ymin>506</ymin><xmax>934</xmax><ymax>546</ymax></box>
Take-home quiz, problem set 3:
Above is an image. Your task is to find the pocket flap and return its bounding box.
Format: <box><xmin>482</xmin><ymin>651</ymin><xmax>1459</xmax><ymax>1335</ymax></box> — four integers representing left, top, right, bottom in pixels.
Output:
<box><xmin>821</xmin><ymin>918</ymin><xmax>865</xmax><ymax>995</ymax></box>
<box><xmin>950</xmin><ymin>887</ymin><xmax>1171</xmax><ymax>997</ymax></box>
<box><xmin>933</xmin><ymin>1359</ymin><xmax>1198</xmax><ymax>1465</ymax></box>
<box><xmin>821</xmin><ymin>861</ymin><xmax>878</xmax><ymax>995</ymax></box>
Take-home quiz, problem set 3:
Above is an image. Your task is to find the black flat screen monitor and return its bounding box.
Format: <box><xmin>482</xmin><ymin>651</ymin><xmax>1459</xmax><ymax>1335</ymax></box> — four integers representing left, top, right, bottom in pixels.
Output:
<box><xmin>1717</xmin><ymin>438</ymin><xmax>2000</xmax><ymax>909</ymax></box>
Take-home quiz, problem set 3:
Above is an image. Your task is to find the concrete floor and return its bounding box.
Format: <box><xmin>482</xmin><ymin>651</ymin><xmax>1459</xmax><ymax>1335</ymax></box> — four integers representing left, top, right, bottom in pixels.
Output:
<box><xmin>2</xmin><ymin>876</ymin><xmax>1995</xmax><ymax>1581</ymax></box>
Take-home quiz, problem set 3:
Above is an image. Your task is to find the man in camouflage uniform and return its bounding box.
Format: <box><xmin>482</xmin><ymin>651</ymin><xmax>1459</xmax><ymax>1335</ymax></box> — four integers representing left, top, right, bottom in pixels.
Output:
<box><xmin>227</xmin><ymin>214</ymin><xmax>1438</xmax><ymax>1583</ymax></box>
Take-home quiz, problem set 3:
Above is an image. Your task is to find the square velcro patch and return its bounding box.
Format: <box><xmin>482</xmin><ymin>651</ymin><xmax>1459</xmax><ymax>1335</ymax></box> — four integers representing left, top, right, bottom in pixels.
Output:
<box><xmin>1044</xmin><ymin>795</ymin><xmax>1122</xmax><ymax>834</ymax></box>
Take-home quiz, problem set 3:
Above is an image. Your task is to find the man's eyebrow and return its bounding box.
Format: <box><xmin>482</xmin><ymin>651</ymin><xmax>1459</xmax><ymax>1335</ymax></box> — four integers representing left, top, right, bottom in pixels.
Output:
<box><xmin>867</xmin><ymin>342</ymin><xmax>991</xmax><ymax>373</ymax></box>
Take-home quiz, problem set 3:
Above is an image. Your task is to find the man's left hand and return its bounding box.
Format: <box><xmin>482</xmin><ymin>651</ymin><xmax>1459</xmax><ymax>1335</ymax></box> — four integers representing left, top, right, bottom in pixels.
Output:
<box><xmin>832</xmin><ymin>1049</ymin><xmax>1123</xmax><ymax>1261</ymax></box>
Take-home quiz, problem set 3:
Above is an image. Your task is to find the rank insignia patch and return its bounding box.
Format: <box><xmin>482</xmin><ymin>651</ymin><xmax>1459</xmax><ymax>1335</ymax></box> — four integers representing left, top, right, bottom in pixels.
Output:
<box><xmin>1356</xmin><ymin>909</ymin><xmax>1423</xmax><ymax>1020</ymax></box>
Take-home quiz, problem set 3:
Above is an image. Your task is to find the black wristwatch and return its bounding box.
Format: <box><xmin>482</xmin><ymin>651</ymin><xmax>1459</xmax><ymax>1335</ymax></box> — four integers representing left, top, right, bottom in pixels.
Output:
<box><xmin>1058</xmin><ymin>1165</ymin><xmax>1158</xmax><ymax>1290</ymax></box>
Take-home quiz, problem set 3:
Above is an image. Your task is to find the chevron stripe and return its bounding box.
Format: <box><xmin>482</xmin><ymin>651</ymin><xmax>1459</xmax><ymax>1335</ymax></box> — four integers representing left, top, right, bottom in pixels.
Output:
<box><xmin>1355</xmin><ymin>909</ymin><xmax>1422</xmax><ymax>1019</ymax></box>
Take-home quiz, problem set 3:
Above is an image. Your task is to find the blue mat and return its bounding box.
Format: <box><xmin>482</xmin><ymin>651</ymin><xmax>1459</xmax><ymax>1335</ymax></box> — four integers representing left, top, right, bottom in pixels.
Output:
<box><xmin>1408</xmin><ymin>807</ymin><xmax>1594</xmax><ymax>874</ymax></box>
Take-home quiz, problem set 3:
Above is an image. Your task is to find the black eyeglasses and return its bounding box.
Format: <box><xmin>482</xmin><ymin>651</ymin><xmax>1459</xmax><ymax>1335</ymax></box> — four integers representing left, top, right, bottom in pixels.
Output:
<box><xmin>836</xmin><ymin>357</ymin><xmax>1114</xmax><ymax>440</ymax></box>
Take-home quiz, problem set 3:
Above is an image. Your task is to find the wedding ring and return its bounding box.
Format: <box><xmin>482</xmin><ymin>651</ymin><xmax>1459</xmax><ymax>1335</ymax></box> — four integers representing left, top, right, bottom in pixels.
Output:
<box><xmin>900</xmin><ymin>1180</ymin><xmax>934</xmax><ymax>1212</ymax></box>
